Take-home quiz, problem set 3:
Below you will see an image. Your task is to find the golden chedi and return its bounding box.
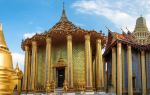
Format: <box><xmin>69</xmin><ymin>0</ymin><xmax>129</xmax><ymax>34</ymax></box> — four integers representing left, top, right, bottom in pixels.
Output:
<box><xmin>0</xmin><ymin>23</ymin><xmax>22</xmax><ymax>94</ymax></box>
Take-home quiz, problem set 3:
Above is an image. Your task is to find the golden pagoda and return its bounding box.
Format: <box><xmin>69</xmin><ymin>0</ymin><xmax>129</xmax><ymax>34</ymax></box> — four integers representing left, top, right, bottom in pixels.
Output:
<box><xmin>21</xmin><ymin>4</ymin><xmax>106</xmax><ymax>93</ymax></box>
<box><xmin>132</xmin><ymin>16</ymin><xmax>150</xmax><ymax>44</ymax></box>
<box><xmin>0</xmin><ymin>23</ymin><xmax>22</xmax><ymax>94</ymax></box>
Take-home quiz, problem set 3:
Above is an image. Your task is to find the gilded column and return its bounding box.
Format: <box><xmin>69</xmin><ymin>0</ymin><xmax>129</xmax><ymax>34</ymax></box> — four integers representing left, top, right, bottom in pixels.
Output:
<box><xmin>46</xmin><ymin>38</ymin><xmax>52</xmax><ymax>84</ymax></box>
<box><xmin>31</xmin><ymin>41</ymin><xmax>38</xmax><ymax>91</ymax></box>
<box><xmin>141</xmin><ymin>51</ymin><xmax>147</xmax><ymax>95</ymax></box>
<box><xmin>96</xmin><ymin>39</ymin><xmax>104</xmax><ymax>91</ymax></box>
<box><xmin>85</xmin><ymin>34</ymin><xmax>93</xmax><ymax>90</ymax></box>
<box><xmin>28</xmin><ymin>52</ymin><xmax>31</xmax><ymax>90</ymax></box>
<box><xmin>127</xmin><ymin>45</ymin><xmax>133</xmax><ymax>95</ymax></box>
<box><xmin>101</xmin><ymin>43</ymin><xmax>104</xmax><ymax>89</ymax></box>
<box><xmin>117</xmin><ymin>42</ymin><xmax>122</xmax><ymax>95</ymax></box>
<box><xmin>112</xmin><ymin>47</ymin><xmax>116</xmax><ymax>93</ymax></box>
<box><xmin>23</xmin><ymin>45</ymin><xmax>30</xmax><ymax>90</ymax></box>
<box><xmin>67</xmin><ymin>35</ymin><xmax>73</xmax><ymax>89</ymax></box>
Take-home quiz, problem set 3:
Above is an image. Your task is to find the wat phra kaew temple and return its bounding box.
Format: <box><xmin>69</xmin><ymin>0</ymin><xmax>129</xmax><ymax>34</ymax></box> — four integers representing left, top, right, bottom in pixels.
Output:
<box><xmin>21</xmin><ymin>5</ymin><xmax>150</xmax><ymax>95</ymax></box>
<box><xmin>21</xmin><ymin>6</ymin><xmax>106</xmax><ymax>94</ymax></box>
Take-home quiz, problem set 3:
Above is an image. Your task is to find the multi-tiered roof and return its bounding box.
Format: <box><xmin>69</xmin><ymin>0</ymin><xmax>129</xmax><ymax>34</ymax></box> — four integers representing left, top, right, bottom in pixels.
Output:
<box><xmin>22</xmin><ymin>5</ymin><xmax>106</xmax><ymax>50</ymax></box>
<box><xmin>104</xmin><ymin>16</ymin><xmax>150</xmax><ymax>56</ymax></box>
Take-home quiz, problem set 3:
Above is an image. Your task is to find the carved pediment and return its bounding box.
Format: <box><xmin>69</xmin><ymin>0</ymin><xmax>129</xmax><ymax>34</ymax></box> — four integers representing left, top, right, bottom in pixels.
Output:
<box><xmin>53</xmin><ymin>58</ymin><xmax>67</xmax><ymax>68</ymax></box>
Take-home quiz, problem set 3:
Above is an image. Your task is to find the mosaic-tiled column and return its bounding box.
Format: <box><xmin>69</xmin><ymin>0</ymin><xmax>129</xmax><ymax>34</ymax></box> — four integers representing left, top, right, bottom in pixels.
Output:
<box><xmin>117</xmin><ymin>42</ymin><xmax>122</xmax><ymax>95</ymax></box>
<box><xmin>46</xmin><ymin>38</ymin><xmax>52</xmax><ymax>84</ymax></box>
<box><xmin>23</xmin><ymin>45</ymin><xmax>30</xmax><ymax>90</ymax></box>
<box><xmin>67</xmin><ymin>35</ymin><xmax>73</xmax><ymax>89</ymax></box>
<box><xmin>141</xmin><ymin>51</ymin><xmax>147</xmax><ymax>95</ymax></box>
<box><xmin>112</xmin><ymin>47</ymin><xmax>116</xmax><ymax>93</ymax></box>
<box><xmin>85</xmin><ymin>34</ymin><xmax>93</xmax><ymax>91</ymax></box>
<box><xmin>96</xmin><ymin>39</ymin><xmax>104</xmax><ymax>91</ymax></box>
<box><xmin>127</xmin><ymin>45</ymin><xmax>133</xmax><ymax>95</ymax></box>
<box><xmin>31</xmin><ymin>41</ymin><xmax>38</xmax><ymax>91</ymax></box>
<box><xmin>27</xmin><ymin>52</ymin><xmax>31</xmax><ymax>90</ymax></box>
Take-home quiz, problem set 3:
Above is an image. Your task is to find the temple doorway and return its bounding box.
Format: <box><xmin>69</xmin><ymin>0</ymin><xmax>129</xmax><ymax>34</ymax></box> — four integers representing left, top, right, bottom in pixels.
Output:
<box><xmin>57</xmin><ymin>68</ymin><xmax>65</xmax><ymax>87</ymax></box>
<box><xmin>53</xmin><ymin>58</ymin><xmax>67</xmax><ymax>88</ymax></box>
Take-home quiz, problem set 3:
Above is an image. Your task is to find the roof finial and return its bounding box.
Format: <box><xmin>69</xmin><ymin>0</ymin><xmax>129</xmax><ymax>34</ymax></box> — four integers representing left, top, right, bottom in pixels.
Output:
<box><xmin>0</xmin><ymin>23</ymin><xmax>7</xmax><ymax>48</ymax></box>
<box><xmin>105</xmin><ymin>26</ymin><xmax>112</xmax><ymax>33</ymax></box>
<box><xmin>63</xmin><ymin>0</ymin><xmax>65</xmax><ymax>11</ymax></box>
<box><xmin>0</xmin><ymin>23</ymin><xmax>2</xmax><ymax>31</ymax></box>
<box><xmin>16</xmin><ymin>62</ymin><xmax>19</xmax><ymax>68</ymax></box>
<box><xmin>59</xmin><ymin>0</ymin><xmax>68</xmax><ymax>22</ymax></box>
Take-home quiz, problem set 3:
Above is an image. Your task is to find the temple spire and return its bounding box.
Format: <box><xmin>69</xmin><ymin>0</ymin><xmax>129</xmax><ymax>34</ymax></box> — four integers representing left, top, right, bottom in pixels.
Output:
<box><xmin>0</xmin><ymin>23</ymin><xmax>7</xmax><ymax>48</ymax></box>
<box><xmin>59</xmin><ymin>1</ymin><xmax>68</xmax><ymax>22</ymax></box>
<box><xmin>134</xmin><ymin>16</ymin><xmax>149</xmax><ymax>32</ymax></box>
<box><xmin>63</xmin><ymin>0</ymin><xmax>65</xmax><ymax>10</ymax></box>
<box><xmin>15</xmin><ymin>63</ymin><xmax>19</xmax><ymax>71</ymax></box>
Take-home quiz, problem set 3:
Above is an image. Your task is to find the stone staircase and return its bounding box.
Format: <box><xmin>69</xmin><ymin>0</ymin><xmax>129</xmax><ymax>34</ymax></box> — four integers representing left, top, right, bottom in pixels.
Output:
<box><xmin>54</xmin><ymin>88</ymin><xmax>63</xmax><ymax>95</ymax></box>
<box><xmin>20</xmin><ymin>90</ymin><xmax>115</xmax><ymax>95</ymax></box>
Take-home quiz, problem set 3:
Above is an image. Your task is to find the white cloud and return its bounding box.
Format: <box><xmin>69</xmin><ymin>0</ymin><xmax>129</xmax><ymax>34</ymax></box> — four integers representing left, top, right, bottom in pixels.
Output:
<box><xmin>23</xmin><ymin>32</ymin><xmax>36</xmax><ymax>39</ymax></box>
<box><xmin>75</xmin><ymin>22</ymin><xmax>85</xmax><ymax>27</ymax></box>
<box><xmin>12</xmin><ymin>52</ymin><xmax>24</xmax><ymax>72</ymax></box>
<box><xmin>23</xmin><ymin>31</ymin><xmax>42</xmax><ymax>39</ymax></box>
<box><xmin>72</xmin><ymin>0</ymin><xmax>150</xmax><ymax>32</ymax></box>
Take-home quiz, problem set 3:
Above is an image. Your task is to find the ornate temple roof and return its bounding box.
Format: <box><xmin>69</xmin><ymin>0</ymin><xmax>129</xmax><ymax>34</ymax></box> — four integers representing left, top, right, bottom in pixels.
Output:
<box><xmin>21</xmin><ymin>4</ymin><xmax>106</xmax><ymax>50</ymax></box>
<box><xmin>134</xmin><ymin>16</ymin><xmax>149</xmax><ymax>32</ymax></box>
<box><xmin>105</xmin><ymin>30</ymin><xmax>134</xmax><ymax>49</ymax></box>
<box><xmin>104</xmin><ymin>16</ymin><xmax>150</xmax><ymax>56</ymax></box>
<box><xmin>104</xmin><ymin>30</ymin><xmax>150</xmax><ymax>56</ymax></box>
<box><xmin>48</xmin><ymin>3</ymin><xmax>79</xmax><ymax>32</ymax></box>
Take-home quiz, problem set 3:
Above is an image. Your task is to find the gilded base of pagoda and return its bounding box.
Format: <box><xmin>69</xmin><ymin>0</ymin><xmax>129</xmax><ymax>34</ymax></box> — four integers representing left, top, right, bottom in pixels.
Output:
<box><xmin>0</xmin><ymin>67</ymin><xmax>18</xmax><ymax>95</ymax></box>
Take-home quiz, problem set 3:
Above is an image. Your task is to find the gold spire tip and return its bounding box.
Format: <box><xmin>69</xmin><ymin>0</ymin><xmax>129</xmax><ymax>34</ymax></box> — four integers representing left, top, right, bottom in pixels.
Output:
<box><xmin>0</xmin><ymin>23</ymin><xmax>2</xmax><ymax>31</ymax></box>
<box><xmin>59</xmin><ymin>0</ymin><xmax>68</xmax><ymax>22</ymax></box>
<box><xmin>16</xmin><ymin>63</ymin><xmax>19</xmax><ymax>68</ymax></box>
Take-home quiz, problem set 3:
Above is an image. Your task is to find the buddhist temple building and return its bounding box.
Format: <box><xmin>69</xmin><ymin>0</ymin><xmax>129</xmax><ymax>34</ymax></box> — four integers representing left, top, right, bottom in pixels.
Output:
<box><xmin>21</xmin><ymin>5</ymin><xmax>106</xmax><ymax>93</ymax></box>
<box><xmin>104</xmin><ymin>16</ymin><xmax>150</xmax><ymax>95</ymax></box>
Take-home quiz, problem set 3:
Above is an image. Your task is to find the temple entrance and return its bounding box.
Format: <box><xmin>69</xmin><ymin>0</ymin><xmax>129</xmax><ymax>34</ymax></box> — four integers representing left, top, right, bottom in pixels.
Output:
<box><xmin>53</xmin><ymin>58</ymin><xmax>67</xmax><ymax>88</ymax></box>
<box><xmin>57</xmin><ymin>68</ymin><xmax>65</xmax><ymax>87</ymax></box>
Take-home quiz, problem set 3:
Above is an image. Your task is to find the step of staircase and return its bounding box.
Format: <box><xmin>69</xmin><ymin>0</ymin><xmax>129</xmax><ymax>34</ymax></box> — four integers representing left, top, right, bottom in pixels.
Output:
<box><xmin>54</xmin><ymin>88</ymin><xmax>63</xmax><ymax>95</ymax></box>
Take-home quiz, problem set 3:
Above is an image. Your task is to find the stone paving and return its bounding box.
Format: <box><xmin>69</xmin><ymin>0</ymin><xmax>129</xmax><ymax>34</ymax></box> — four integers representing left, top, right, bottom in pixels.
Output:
<box><xmin>21</xmin><ymin>92</ymin><xmax>116</xmax><ymax>95</ymax></box>
<box><xmin>20</xmin><ymin>88</ymin><xmax>116</xmax><ymax>95</ymax></box>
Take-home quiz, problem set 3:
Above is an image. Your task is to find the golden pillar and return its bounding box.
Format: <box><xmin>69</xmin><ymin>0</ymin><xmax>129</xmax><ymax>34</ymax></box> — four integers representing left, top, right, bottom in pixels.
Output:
<box><xmin>27</xmin><ymin>52</ymin><xmax>31</xmax><ymax>90</ymax></box>
<box><xmin>122</xmin><ymin>48</ymin><xmax>125</xmax><ymax>92</ymax></box>
<box><xmin>85</xmin><ymin>34</ymin><xmax>93</xmax><ymax>90</ymax></box>
<box><xmin>31</xmin><ymin>41</ymin><xmax>38</xmax><ymax>91</ymax></box>
<box><xmin>141</xmin><ymin>51</ymin><xmax>147</xmax><ymax>95</ymax></box>
<box><xmin>117</xmin><ymin>42</ymin><xmax>122</xmax><ymax>95</ymax></box>
<box><xmin>96</xmin><ymin>39</ymin><xmax>104</xmax><ymax>91</ymax></box>
<box><xmin>23</xmin><ymin>45</ymin><xmax>30</xmax><ymax>90</ymax></box>
<box><xmin>46</xmin><ymin>38</ymin><xmax>52</xmax><ymax>83</ymax></box>
<box><xmin>67</xmin><ymin>35</ymin><xmax>73</xmax><ymax>89</ymax></box>
<box><xmin>112</xmin><ymin>47</ymin><xmax>116</xmax><ymax>93</ymax></box>
<box><xmin>127</xmin><ymin>45</ymin><xmax>133</xmax><ymax>95</ymax></box>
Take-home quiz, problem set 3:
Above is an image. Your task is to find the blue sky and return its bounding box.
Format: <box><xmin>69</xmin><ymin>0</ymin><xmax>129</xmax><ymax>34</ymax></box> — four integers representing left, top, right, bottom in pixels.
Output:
<box><xmin>0</xmin><ymin>0</ymin><xmax>149</xmax><ymax>71</ymax></box>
